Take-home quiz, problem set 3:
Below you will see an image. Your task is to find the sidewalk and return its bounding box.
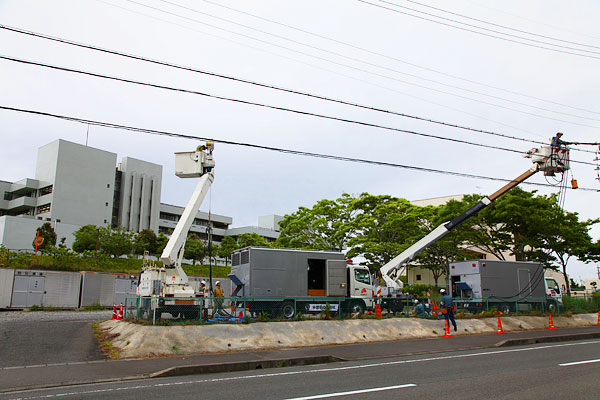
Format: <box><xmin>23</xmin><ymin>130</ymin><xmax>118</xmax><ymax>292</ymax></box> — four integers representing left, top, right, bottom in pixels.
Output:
<box><xmin>2</xmin><ymin>326</ymin><xmax>600</xmax><ymax>393</ymax></box>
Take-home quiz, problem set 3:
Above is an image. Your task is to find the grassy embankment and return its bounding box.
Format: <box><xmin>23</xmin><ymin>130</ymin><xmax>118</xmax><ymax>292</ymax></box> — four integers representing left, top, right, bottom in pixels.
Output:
<box><xmin>0</xmin><ymin>250</ymin><xmax>231</xmax><ymax>277</ymax></box>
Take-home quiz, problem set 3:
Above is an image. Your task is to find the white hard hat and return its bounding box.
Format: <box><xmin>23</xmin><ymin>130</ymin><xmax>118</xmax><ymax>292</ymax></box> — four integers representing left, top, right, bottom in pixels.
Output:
<box><xmin>216</xmin><ymin>281</ymin><xmax>220</xmax><ymax>285</ymax></box>
<box><xmin>440</xmin><ymin>289</ymin><xmax>446</xmax><ymax>294</ymax></box>
<box><xmin>414</xmin><ymin>299</ymin><xmax>419</xmax><ymax>304</ymax></box>
<box><xmin>201</xmin><ymin>280</ymin><xmax>206</xmax><ymax>284</ymax></box>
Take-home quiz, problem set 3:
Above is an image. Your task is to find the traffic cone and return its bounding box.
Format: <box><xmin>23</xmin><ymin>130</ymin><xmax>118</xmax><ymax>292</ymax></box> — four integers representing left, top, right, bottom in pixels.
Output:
<box><xmin>547</xmin><ymin>313</ymin><xmax>556</xmax><ymax>330</ymax></box>
<box><xmin>117</xmin><ymin>302</ymin><xmax>124</xmax><ymax>320</ymax></box>
<box><xmin>111</xmin><ymin>304</ymin><xmax>117</xmax><ymax>320</ymax></box>
<box><xmin>496</xmin><ymin>316</ymin><xmax>506</xmax><ymax>334</ymax></box>
<box><xmin>443</xmin><ymin>320</ymin><xmax>453</xmax><ymax>338</ymax></box>
<box><xmin>432</xmin><ymin>300</ymin><xmax>439</xmax><ymax>316</ymax></box>
<box><xmin>374</xmin><ymin>302</ymin><xmax>381</xmax><ymax>318</ymax></box>
<box><xmin>596</xmin><ymin>311</ymin><xmax>600</xmax><ymax>327</ymax></box>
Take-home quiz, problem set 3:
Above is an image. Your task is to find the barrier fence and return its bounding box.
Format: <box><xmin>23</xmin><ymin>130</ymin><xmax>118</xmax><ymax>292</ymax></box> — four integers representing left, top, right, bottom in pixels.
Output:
<box><xmin>123</xmin><ymin>295</ymin><xmax>600</xmax><ymax>325</ymax></box>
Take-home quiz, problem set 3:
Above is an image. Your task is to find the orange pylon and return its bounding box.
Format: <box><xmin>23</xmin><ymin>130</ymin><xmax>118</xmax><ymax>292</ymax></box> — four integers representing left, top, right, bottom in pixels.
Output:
<box><xmin>596</xmin><ymin>311</ymin><xmax>600</xmax><ymax>327</ymax></box>
<box><xmin>547</xmin><ymin>313</ymin><xmax>556</xmax><ymax>330</ymax></box>
<box><xmin>111</xmin><ymin>304</ymin><xmax>118</xmax><ymax>320</ymax></box>
<box><xmin>443</xmin><ymin>319</ymin><xmax>453</xmax><ymax>338</ymax></box>
<box><xmin>374</xmin><ymin>302</ymin><xmax>381</xmax><ymax>318</ymax></box>
<box><xmin>496</xmin><ymin>316</ymin><xmax>506</xmax><ymax>334</ymax></box>
<box><xmin>431</xmin><ymin>300</ymin><xmax>439</xmax><ymax>316</ymax></box>
<box><xmin>117</xmin><ymin>302</ymin><xmax>124</xmax><ymax>320</ymax></box>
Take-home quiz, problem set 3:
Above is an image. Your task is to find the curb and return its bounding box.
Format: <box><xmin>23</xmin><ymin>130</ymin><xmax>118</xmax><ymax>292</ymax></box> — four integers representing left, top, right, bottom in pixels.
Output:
<box><xmin>495</xmin><ymin>331</ymin><xmax>600</xmax><ymax>347</ymax></box>
<box><xmin>149</xmin><ymin>355</ymin><xmax>345</xmax><ymax>378</ymax></box>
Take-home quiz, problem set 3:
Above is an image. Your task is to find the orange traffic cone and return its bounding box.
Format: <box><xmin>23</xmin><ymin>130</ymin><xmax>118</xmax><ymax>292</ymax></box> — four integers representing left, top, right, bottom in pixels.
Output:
<box><xmin>443</xmin><ymin>319</ymin><xmax>453</xmax><ymax>338</ymax></box>
<box><xmin>374</xmin><ymin>302</ymin><xmax>381</xmax><ymax>318</ymax></box>
<box><xmin>547</xmin><ymin>313</ymin><xmax>556</xmax><ymax>330</ymax></box>
<box><xmin>117</xmin><ymin>302</ymin><xmax>124</xmax><ymax>320</ymax></box>
<box><xmin>496</xmin><ymin>316</ymin><xmax>506</xmax><ymax>334</ymax></box>
<box><xmin>432</xmin><ymin>300</ymin><xmax>439</xmax><ymax>316</ymax></box>
<box><xmin>596</xmin><ymin>311</ymin><xmax>600</xmax><ymax>327</ymax></box>
<box><xmin>111</xmin><ymin>304</ymin><xmax>117</xmax><ymax>320</ymax></box>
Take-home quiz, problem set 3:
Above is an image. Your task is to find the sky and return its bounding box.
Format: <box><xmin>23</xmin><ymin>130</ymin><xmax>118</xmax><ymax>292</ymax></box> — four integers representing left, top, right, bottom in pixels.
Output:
<box><xmin>1</xmin><ymin>0</ymin><xmax>599</xmax><ymax>280</ymax></box>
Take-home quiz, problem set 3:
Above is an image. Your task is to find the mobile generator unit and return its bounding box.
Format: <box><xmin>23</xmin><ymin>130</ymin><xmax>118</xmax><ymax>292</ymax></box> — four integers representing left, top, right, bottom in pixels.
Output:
<box><xmin>449</xmin><ymin>260</ymin><xmax>562</xmax><ymax>313</ymax></box>
<box><xmin>228</xmin><ymin>247</ymin><xmax>406</xmax><ymax>318</ymax></box>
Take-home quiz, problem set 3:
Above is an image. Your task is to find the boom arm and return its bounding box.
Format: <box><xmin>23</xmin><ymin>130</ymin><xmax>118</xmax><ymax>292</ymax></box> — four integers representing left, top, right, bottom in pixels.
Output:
<box><xmin>380</xmin><ymin>146</ymin><xmax>569</xmax><ymax>290</ymax></box>
<box><xmin>160</xmin><ymin>143</ymin><xmax>215</xmax><ymax>284</ymax></box>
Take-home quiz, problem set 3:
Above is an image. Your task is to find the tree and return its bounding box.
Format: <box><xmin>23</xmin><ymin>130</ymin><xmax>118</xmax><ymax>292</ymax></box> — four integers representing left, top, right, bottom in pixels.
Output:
<box><xmin>33</xmin><ymin>222</ymin><xmax>57</xmax><ymax>251</ymax></box>
<box><xmin>236</xmin><ymin>233</ymin><xmax>270</xmax><ymax>249</ymax></box>
<box><xmin>217</xmin><ymin>236</ymin><xmax>237</xmax><ymax>265</ymax></box>
<box><xmin>155</xmin><ymin>232</ymin><xmax>169</xmax><ymax>258</ymax></box>
<box><xmin>99</xmin><ymin>226</ymin><xmax>133</xmax><ymax>258</ymax></box>
<box><xmin>346</xmin><ymin>193</ymin><xmax>428</xmax><ymax>273</ymax></box>
<box><xmin>72</xmin><ymin>225</ymin><xmax>99</xmax><ymax>253</ymax></box>
<box><xmin>184</xmin><ymin>234</ymin><xmax>205</xmax><ymax>265</ymax></box>
<box><xmin>133</xmin><ymin>229</ymin><xmax>157</xmax><ymax>255</ymax></box>
<box><xmin>276</xmin><ymin>193</ymin><xmax>354</xmax><ymax>251</ymax></box>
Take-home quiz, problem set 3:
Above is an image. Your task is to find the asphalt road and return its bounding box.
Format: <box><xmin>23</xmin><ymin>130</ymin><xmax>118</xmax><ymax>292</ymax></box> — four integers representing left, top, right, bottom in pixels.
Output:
<box><xmin>2</xmin><ymin>339</ymin><xmax>599</xmax><ymax>400</ymax></box>
<box><xmin>0</xmin><ymin>311</ymin><xmax>109</xmax><ymax>368</ymax></box>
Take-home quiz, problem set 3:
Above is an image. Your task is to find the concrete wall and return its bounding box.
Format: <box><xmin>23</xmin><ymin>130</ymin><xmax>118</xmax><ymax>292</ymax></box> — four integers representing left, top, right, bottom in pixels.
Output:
<box><xmin>36</xmin><ymin>140</ymin><xmax>116</xmax><ymax>227</ymax></box>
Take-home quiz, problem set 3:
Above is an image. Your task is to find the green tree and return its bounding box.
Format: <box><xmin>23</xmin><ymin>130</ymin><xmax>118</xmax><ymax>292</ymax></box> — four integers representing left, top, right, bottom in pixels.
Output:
<box><xmin>33</xmin><ymin>222</ymin><xmax>57</xmax><ymax>251</ymax></box>
<box><xmin>346</xmin><ymin>193</ymin><xmax>427</xmax><ymax>273</ymax></box>
<box><xmin>133</xmin><ymin>229</ymin><xmax>157</xmax><ymax>255</ymax></box>
<box><xmin>217</xmin><ymin>236</ymin><xmax>237</xmax><ymax>265</ymax></box>
<box><xmin>184</xmin><ymin>234</ymin><xmax>205</xmax><ymax>265</ymax></box>
<box><xmin>276</xmin><ymin>194</ymin><xmax>354</xmax><ymax>251</ymax></box>
<box><xmin>72</xmin><ymin>225</ymin><xmax>100</xmax><ymax>253</ymax></box>
<box><xmin>99</xmin><ymin>226</ymin><xmax>133</xmax><ymax>258</ymax></box>
<box><xmin>155</xmin><ymin>232</ymin><xmax>169</xmax><ymax>258</ymax></box>
<box><xmin>236</xmin><ymin>233</ymin><xmax>270</xmax><ymax>249</ymax></box>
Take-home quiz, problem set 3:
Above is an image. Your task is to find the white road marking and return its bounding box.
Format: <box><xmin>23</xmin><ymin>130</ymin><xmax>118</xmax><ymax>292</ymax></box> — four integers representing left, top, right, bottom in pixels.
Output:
<box><xmin>559</xmin><ymin>358</ymin><xmax>600</xmax><ymax>366</ymax></box>
<box><xmin>6</xmin><ymin>340</ymin><xmax>600</xmax><ymax>400</ymax></box>
<box><xmin>283</xmin><ymin>384</ymin><xmax>416</xmax><ymax>399</ymax></box>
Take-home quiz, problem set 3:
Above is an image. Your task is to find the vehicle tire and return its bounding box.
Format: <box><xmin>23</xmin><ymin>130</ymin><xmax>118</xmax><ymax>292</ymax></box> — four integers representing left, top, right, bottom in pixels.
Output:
<box><xmin>547</xmin><ymin>301</ymin><xmax>557</xmax><ymax>313</ymax></box>
<box><xmin>281</xmin><ymin>301</ymin><xmax>295</xmax><ymax>319</ymax></box>
<box><xmin>349</xmin><ymin>301</ymin><xmax>365</xmax><ymax>315</ymax></box>
<box><xmin>498</xmin><ymin>303</ymin><xmax>511</xmax><ymax>315</ymax></box>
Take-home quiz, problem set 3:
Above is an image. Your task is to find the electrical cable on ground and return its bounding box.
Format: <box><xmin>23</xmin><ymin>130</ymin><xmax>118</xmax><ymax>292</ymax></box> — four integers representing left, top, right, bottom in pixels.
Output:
<box><xmin>1</xmin><ymin>104</ymin><xmax>598</xmax><ymax>192</ymax></box>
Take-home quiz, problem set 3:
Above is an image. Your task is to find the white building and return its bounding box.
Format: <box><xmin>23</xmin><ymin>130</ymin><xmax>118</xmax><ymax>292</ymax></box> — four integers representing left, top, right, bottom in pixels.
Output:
<box><xmin>0</xmin><ymin>139</ymin><xmax>279</xmax><ymax>251</ymax></box>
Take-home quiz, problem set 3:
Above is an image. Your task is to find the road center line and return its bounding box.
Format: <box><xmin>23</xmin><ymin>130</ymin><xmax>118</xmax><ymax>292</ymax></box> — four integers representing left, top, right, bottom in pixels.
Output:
<box><xmin>559</xmin><ymin>358</ymin><xmax>600</xmax><ymax>366</ymax></box>
<box><xmin>283</xmin><ymin>384</ymin><xmax>416</xmax><ymax>400</ymax></box>
<box><xmin>6</xmin><ymin>340</ymin><xmax>600</xmax><ymax>400</ymax></box>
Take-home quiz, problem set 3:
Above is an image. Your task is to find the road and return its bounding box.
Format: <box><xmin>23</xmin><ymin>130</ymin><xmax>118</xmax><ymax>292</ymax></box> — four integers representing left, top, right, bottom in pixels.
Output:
<box><xmin>0</xmin><ymin>311</ymin><xmax>109</xmax><ymax>368</ymax></box>
<box><xmin>2</xmin><ymin>339</ymin><xmax>599</xmax><ymax>400</ymax></box>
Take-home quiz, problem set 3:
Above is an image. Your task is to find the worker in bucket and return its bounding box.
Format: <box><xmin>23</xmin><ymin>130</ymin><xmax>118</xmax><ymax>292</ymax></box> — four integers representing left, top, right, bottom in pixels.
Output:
<box><xmin>440</xmin><ymin>289</ymin><xmax>457</xmax><ymax>332</ymax></box>
<box><xmin>213</xmin><ymin>281</ymin><xmax>224</xmax><ymax>316</ymax></box>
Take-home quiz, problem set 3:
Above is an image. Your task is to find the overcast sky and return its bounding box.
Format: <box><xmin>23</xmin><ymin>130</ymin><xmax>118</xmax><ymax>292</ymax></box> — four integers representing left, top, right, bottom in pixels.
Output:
<box><xmin>1</xmin><ymin>0</ymin><xmax>599</xmax><ymax>280</ymax></box>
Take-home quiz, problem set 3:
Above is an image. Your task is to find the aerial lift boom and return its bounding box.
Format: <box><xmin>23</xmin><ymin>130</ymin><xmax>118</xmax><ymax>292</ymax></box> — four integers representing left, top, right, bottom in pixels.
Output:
<box><xmin>379</xmin><ymin>146</ymin><xmax>570</xmax><ymax>291</ymax></box>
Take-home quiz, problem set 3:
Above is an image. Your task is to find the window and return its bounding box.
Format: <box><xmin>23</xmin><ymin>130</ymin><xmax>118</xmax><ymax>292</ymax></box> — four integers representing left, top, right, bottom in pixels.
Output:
<box><xmin>416</xmin><ymin>274</ymin><xmax>422</xmax><ymax>281</ymax></box>
<box><xmin>354</xmin><ymin>269</ymin><xmax>371</xmax><ymax>285</ymax></box>
<box><xmin>107</xmin><ymin>183</ymin><xmax>110</xmax><ymax>188</ymax></box>
<box><xmin>38</xmin><ymin>185</ymin><xmax>53</xmax><ymax>196</ymax></box>
<box><xmin>4</xmin><ymin>192</ymin><xmax>13</xmax><ymax>201</ymax></box>
<box><xmin>37</xmin><ymin>203</ymin><xmax>51</xmax><ymax>214</ymax></box>
<box><xmin>106</xmin><ymin>202</ymin><xmax>109</xmax><ymax>206</ymax></box>
<box><xmin>160</xmin><ymin>212</ymin><xmax>178</xmax><ymax>222</ymax></box>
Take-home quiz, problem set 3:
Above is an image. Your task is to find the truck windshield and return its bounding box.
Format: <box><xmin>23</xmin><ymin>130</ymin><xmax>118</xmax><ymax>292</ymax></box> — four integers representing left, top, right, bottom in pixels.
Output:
<box><xmin>354</xmin><ymin>269</ymin><xmax>371</xmax><ymax>285</ymax></box>
<box><xmin>546</xmin><ymin>278</ymin><xmax>560</xmax><ymax>294</ymax></box>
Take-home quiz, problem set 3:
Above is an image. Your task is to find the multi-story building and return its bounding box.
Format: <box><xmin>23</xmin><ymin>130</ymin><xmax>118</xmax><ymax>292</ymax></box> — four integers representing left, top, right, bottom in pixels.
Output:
<box><xmin>0</xmin><ymin>139</ymin><xmax>279</xmax><ymax>251</ymax></box>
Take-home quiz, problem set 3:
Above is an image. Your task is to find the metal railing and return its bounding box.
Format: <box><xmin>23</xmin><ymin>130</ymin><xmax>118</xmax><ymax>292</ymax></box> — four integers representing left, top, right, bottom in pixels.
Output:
<box><xmin>122</xmin><ymin>295</ymin><xmax>600</xmax><ymax>325</ymax></box>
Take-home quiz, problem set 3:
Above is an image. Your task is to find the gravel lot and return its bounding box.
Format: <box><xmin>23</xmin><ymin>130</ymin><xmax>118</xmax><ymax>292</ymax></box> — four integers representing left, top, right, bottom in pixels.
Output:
<box><xmin>0</xmin><ymin>310</ymin><xmax>111</xmax><ymax>368</ymax></box>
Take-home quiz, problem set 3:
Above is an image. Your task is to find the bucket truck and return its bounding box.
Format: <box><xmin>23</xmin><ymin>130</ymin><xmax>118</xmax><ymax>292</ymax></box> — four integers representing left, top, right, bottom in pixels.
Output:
<box><xmin>137</xmin><ymin>142</ymin><xmax>215</xmax><ymax>319</ymax></box>
<box><xmin>378</xmin><ymin>145</ymin><xmax>569</xmax><ymax>296</ymax></box>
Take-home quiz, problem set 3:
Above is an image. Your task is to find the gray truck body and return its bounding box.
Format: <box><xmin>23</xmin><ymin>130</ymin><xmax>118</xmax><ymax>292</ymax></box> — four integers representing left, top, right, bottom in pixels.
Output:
<box><xmin>229</xmin><ymin>247</ymin><xmax>348</xmax><ymax>298</ymax></box>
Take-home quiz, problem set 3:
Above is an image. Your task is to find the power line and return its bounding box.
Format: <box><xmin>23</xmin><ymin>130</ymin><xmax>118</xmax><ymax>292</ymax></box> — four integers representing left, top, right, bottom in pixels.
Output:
<box><xmin>1</xmin><ymin>104</ymin><xmax>597</xmax><ymax>192</ymax></box>
<box><xmin>405</xmin><ymin>0</ymin><xmax>600</xmax><ymax>51</ymax></box>
<box><xmin>360</xmin><ymin>0</ymin><xmax>600</xmax><ymax>60</ymax></box>
<box><xmin>3</xmin><ymin>53</ymin><xmax>597</xmax><ymax>167</ymax></box>
<box><xmin>0</xmin><ymin>23</ymin><xmax>596</xmax><ymax>155</ymax></box>
<box><xmin>198</xmin><ymin>0</ymin><xmax>600</xmax><ymax>117</ymax></box>
<box><xmin>123</xmin><ymin>0</ymin><xmax>600</xmax><ymax>125</ymax></box>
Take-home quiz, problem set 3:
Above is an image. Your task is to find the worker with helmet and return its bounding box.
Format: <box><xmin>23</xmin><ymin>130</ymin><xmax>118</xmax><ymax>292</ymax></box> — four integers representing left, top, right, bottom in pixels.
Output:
<box><xmin>213</xmin><ymin>280</ymin><xmax>224</xmax><ymax>316</ymax></box>
<box><xmin>440</xmin><ymin>289</ymin><xmax>457</xmax><ymax>332</ymax></box>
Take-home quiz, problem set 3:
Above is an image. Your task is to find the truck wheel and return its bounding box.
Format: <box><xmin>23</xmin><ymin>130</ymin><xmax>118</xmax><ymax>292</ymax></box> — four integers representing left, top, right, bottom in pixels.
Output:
<box><xmin>547</xmin><ymin>301</ymin><xmax>557</xmax><ymax>313</ymax></box>
<box><xmin>349</xmin><ymin>301</ymin><xmax>365</xmax><ymax>315</ymax></box>
<box><xmin>281</xmin><ymin>301</ymin><xmax>295</xmax><ymax>319</ymax></box>
<box><xmin>498</xmin><ymin>304</ymin><xmax>511</xmax><ymax>315</ymax></box>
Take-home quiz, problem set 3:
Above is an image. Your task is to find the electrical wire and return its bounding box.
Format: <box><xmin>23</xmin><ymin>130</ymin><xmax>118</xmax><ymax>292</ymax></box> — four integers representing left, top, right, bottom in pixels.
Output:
<box><xmin>147</xmin><ymin>0</ymin><xmax>600</xmax><ymax>123</ymax></box>
<box><xmin>198</xmin><ymin>0</ymin><xmax>600</xmax><ymax>117</ymax></box>
<box><xmin>1</xmin><ymin>22</ymin><xmax>597</xmax><ymax>155</ymax></box>
<box><xmin>1</xmin><ymin>104</ymin><xmax>598</xmax><ymax>192</ymax></box>
<box><xmin>363</xmin><ymin>0</ymin><xmax>600</xmax><ymax>59</ymax></box>
<box><xmin>404</xmin><ymin>0</ymin><xmax>600</xmax><ymax>51</ymax></box>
